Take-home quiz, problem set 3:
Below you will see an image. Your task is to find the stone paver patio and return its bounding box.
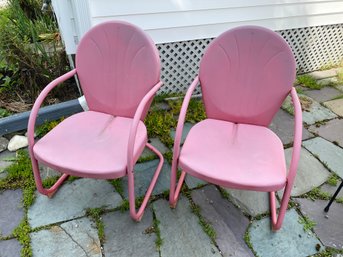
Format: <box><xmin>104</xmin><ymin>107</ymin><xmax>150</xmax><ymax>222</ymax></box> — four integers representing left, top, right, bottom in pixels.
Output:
<box><xmin>0</xmin><ymin>72</ymin><xmax>343</xmax><ymax>257</ymax></box>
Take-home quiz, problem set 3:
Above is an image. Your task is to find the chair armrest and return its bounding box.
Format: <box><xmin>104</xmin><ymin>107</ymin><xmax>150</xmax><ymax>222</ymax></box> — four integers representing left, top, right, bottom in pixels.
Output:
<box><xmin>127</xmin><ymin>81</ymin><xmax>163</xmax><ymax>172</ymax></box>
<box><xmin>287</xmin><ymin>87</ymin><xmax>303</xmax><ymax>182</ymax></box>
<box><xmin>27</xmin><ymin>69</ymin><xmax>77</xmax><ymax>149</ymax></box>
<box><xmin>172</xmin><ymin>76</ymin><xmax>199</xmax><ymax>165</ymax></box>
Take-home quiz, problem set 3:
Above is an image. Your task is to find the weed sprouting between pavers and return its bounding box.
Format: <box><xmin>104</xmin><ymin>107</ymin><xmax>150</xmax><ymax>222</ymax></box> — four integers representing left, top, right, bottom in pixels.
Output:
<box><xmin>311</xmin><ymin>247</ymin><xmax>343</xmax><ymax>257</ymax></box>
<box><xmin>150</xmin><ymin>209</ymin><xmax>163</xmax><ymax>251</ymax></box>
<box><xmin>109</xmin><ymin>178</ymin><xmax>124</xmax><ymax>198</ymax></box>
<box><xmin>326</xmin><ymin>173</ymin><xmax>340</xmax><ymax>186</ymax></box>
<box><xmin>243</xmin><ymin>228</ymin><xmax>259</xmax><ymax>257</ymax></box>
<box><xmin>86</xmin><ymin>208</ymin><xmax>106</xmax><ymax>243</ymax></box>
<box><xmin>301</xmin><ymin>187</ymin><xmax>331</xmax><ymax>201</ymax></box>
<box><xmin>296</xmin><ymin>75</ymin><xmax>323</xmax><ymax>90</ymax></box>
<box><xmin>298</xmin><ymin>215</ymin><xmax>316</xmax><ymax>232</ymax></box>
<box><xmin>0</xmin><ymin>150</ymin><xmax>35</xmax><ymax>257</ymax></box>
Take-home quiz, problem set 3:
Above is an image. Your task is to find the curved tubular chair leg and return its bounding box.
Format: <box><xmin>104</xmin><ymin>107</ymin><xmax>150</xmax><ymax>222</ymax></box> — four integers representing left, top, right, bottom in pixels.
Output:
<box><xmin>170</xmin><ymin>170</ymin><xmax>186</xmax><ymax>208</ymax></box>
<box><xmin>31</xmin><ymin>157</ymin><xmax>69</xmax><ymax>198</ymax></box>
<box><xmin>270</xmin><ymin>87</ymin><xmax>302</xmax><ymax>231</ymax></box>
<box><xmin>169</xmin><ymin>76</ymin><xmax>199</xmax><ymax>207</ymax></box>
<box><xmin>269</xmin><ymin>182</ymin><xmax>292</xmax><ymax>231</ymax></box>
<box><xmin>128</xmin><ymin>143</ymin><xmax>164</xmax><ymax>221</ymax></box>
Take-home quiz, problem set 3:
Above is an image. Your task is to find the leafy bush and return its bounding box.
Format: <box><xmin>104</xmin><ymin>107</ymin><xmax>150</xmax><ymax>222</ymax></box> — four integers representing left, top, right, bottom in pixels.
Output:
<box><xmin>0</xmin><ymin>0</ymin><xmax>78</xmax><ymax>110</ymax></box>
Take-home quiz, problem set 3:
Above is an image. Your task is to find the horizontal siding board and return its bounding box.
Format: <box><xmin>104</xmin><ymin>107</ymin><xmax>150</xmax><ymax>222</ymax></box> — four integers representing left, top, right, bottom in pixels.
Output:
<box><xmin>91</xmin><ymin>2</ymin><xmax>343</xmax><ymax>31</ymax></box>
<box><xmin>53</xmin><ymin>0</ymin><xmax>343</xmax><ymax>53</ymax></box>
<box><xmin>89</xmin><ymin>0</ymin><xmax>337</xmax><ymax>17</ymax></box>
<box><xmin>138</xmin><ymin>13</ymin><xmax>343</xmax><ymax>43</ymax></box>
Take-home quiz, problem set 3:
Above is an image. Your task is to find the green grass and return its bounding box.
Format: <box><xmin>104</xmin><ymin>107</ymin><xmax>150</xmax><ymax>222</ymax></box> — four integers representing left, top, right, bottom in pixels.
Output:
<box><xmin>298</xmin><ymin>215</ymin><xmax>316</xmax><ymax>231</ymax></box>
<box><xmin>86</xmin><ymin>208</ymin><xmax>105</xmax><ymax>242</ymax></box>
<box><xmin>189</xmin><ymin>201</ymin><xmax>216</xmax><ymax>241</ymax></box>
<box><xmin>326</xmin><ymin>174</ymin><xmax>340</xmax><ymax>186</ymax></box>
<box><xmin>109</xmin><ymin>179</ymin><xmax>124</xmax><ymax>197</ymax></box>
<box><xmin>296</xmin><ymin>75</ymin><xmax>322</xmax><ymax>90</ymax></box>
<box><xmin>145</xmin><ymin>110</ymin><xmax>176</xmax><ymax>148</ymax></box>
<box><xmin>36</xmin><ymin>118</ymin><xmax>64</xmax><ymax>137</ymax></box>
<box><xmin>152</xmin><ymin>212</ymin><xmax>163</xmax><ymax>250</ymax></box>
<box><xmin>12</xmin><ymin>218</ymin><xmax>32</xmax><ymax>257</ymax></box>
<box><xmin>302</xmin><ymin>187</ymin><xmax>331</xmax><ymax>201</ymax></box>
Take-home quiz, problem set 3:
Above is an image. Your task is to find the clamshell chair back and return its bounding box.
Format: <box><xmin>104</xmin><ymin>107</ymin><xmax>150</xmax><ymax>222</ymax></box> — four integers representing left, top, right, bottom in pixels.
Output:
<box><xmin>169</xmin><ymin>26</ymin><xmax>302</xmax><ymax>231</ymax></box>
<box><xmin>27</xmin><ymin>21</ymin><xmax>164</xmax><ymax>221</ymax></box>
<box><xmin>76</xmin><ymin>21</ymin><xmax>160</xmax><ymax>119</ymax></box>
<box><xmin>199</xmin><ymin>26</ymin><xmax>296</xmax><ymax>126</ymax></box>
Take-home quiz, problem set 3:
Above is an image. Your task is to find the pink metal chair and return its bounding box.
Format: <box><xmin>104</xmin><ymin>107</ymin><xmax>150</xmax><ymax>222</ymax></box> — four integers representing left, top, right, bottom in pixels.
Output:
<box><xmin>169</xmin><ymin>26</ymin><xmax>302</xmax><ymax>230</ymax></box>
<box><xmin>28</xmin><ymin>21</ymin><xmax>164</xmax><ymax>221</ymax></box>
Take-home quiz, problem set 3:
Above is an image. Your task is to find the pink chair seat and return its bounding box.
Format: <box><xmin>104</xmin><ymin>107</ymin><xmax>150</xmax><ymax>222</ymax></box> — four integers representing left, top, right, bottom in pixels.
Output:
<box><xmin>33</xmin><ymin>111</ymin><xmax>147</xmax><ymax>179</ymax></box>
<box><xmin>179</xmin><ymin>119</ymin><xmax>286</xmax><ymax>191</ymax></box>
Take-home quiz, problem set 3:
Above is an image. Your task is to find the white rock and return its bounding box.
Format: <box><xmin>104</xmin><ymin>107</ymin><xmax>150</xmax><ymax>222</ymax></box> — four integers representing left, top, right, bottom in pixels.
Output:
<box><xmin>0</xmin><ymin>137</ymin><xmax>9</xmax><ymax>153</ymax></box>
<box><xmin>7</xmin><ymin>135</ymin><xmax>29</xmax><ymax>151</ymax></box>
<box><xmin>78</xmin><ymin>95</ymin><xmax>89</xmax><ymax>111</ymax></box>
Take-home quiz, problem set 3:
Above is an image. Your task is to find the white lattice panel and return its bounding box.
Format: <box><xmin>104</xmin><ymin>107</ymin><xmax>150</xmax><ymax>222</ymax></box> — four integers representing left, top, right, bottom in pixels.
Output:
<box><xmin>157</xmin><ymin>24</ymin><xmax>343</xmax><ymax>94</ymax></box>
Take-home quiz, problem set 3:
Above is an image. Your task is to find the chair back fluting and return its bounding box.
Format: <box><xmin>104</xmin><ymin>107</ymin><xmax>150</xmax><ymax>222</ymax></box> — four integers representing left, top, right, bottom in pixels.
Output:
<box><xmin>76</xmin><ymin>21</ymin><xmax>161</xmax><ymax>119</ymax></box>
<box><xmin>199</xmin><ymin>26</ymin><xmax>296</xmax><ymax>126</ymax></box>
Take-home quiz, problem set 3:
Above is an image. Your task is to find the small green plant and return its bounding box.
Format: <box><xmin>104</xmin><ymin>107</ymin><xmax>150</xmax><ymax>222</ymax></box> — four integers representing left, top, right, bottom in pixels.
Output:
<box><xmin>145</xmin><ymin>110</ymin><xmax>176</xmax><ymax>148</ymax></box>
<box><xmin>109</xmin><ymin>179</ymin><xmax>124</xmax><ymax>197</ymax></box>
<box><xmin>86</xmin><ymin>208</ymin><xmax>105</xmax><ymax>242</ymax></box>
<box><xmin>12</xmin><ymin>218</ymin><xmax>32</xmax><ymax>257</ymax></box>
<box><xmin>302</xmin><ymin>187</ymin><xmax>331</xmax><ymax>201</ymax></box>
<box><xmin>150</xmin><ymin>212</ymin><xmax>163</xmax><ymax>250</ymax></box>
<box><xmin>327</xmin><ymin>174</ymin><xmax>339</xmax><ymax>186</ymax></box>
<box><xmin>296</xmin><ymin>75</ymin><xmax>322</xmax><ymax>90</ymax></box>
<box><xmin>295</xmin><ymin>87</ymin><xmax>304</xmax><ymax>94</ymax></box>
<box><xmin>298</xmin><ymin>215</ymin><xmax>316</xmax><ymax>231</ymax></box>
<box><xmin>189</xmin><ymin>201</ymin><xmax>216</xmax><ymax>241</ymax></box>
<box><xmin>35</xmin><ymin>118</ymin><xmax>64</xmax><ymax>137</ymax></box>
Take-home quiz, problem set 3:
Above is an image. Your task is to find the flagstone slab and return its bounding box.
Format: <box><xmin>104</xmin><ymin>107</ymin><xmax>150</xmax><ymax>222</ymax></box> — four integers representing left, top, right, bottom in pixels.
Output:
<box><xmin>102</xmin><ymin>209</ymin><xmax>158</xmax><ymax>257</ymax></box>
<box><xmin>308</xmin><ymin>69</ymin><xmax>338</xmax><ymax>79</ymax></box>
<box><xmin>278</xmin><ymin>148</ymin><xmax>330</xmax><ymax>197</ymax></box>
<box><xmin>320</xmin><ymin>183</ymin><xmax>343</xmax><ymax>199</ymax></box>
<box><xmin>141</xmin><ymin>138</ymin><xmax>169</xmax><ymax>159</ymax></box>
<box><xmin>0</xmin><ymin>150</ymin><xmax>15</xmax><ymax>173</ymax></box>
<box><xmin>223</xmin><ymin>188</ymin><xmax>278</xmax><ymax>216</ymax></box>
<box><xmin>185</xmin><ymin>174</ymin><xmax>207</xmax><ymax>189</ymax></box>
<box><xmin>309</xmin><ymin>119</ymin><xmax>343</xmax><ymax>147</ymax></box>
<box><xmin>0</xmin><ymin>137</ymin><xmax>8</xmax><ymax>152</ymax></box>
<box><xmin>249</xmin><ymin>209</ymin><xmax>323</xmax><ymax>257</ymax></box>
<box><xmin>304</xmin><ymin>87</ymin><xmax>342</xmax><ymax>103</ymax></box>
<box><xmin>301</xmin><ymin>96</ymin><xmax>337</xmax><ymax>125</ymax></box>
<box><xmin>317</xmin><ymin>77</ymin><xmax>338</xmax><ymax>86</ymax></box>
<box><xmin>31</xmin><ymin>217</ymin><xmax>101</xmax><ymax>257</ymax></box>
<box><xmin>324</xmin><ymin>98</ymin><xmax>343</xmax><ymax>116</ymax></box>
<box><xmin>303</xmin><ymin>137</ymin><xmax>343</xmax><ymax>178</ymax></box>
<box><xmin>153</xmin><ymin>197</ymin><xmax>221</xmax><ymax>257</ymax></box>
<box><xmin>296</xmin><ymin>198</ymin><xmax>343</xmax><ymax>249</ymax></box>
<box><xmin>0</xmin><ymin>189</ymin><xmax>24</xmax><ymax>237</ymax></box>
<box><xmin>122</xmin><ymin>160</ymin><xmax>170</xmax><ymax>198</ymax></box>
<box><xmin>0</xmin><ymin>239</ymin><xmax>22</xmax><ymax>257</ymax></box>
<box><xmin>282</xmin><ymin>95</ymin><xmax>337</xmax><ymax>125</ymax></box>
<box><xmin>269</xmin><ymin>109</ymin><xmax>313</xmax><ymax>145</ymax></box>
<box><xmin>28</xmin><ymin>179</ymin><xmax>122</xmax><ymax>228</ymax></box>
<box><xmin>191</xmin><ymin>186</ymin><xmax>254</xmax><ymax>257</ymax></box>
<box><xmin>170</xmin><ymin>122</ymin><xmax>194</xmax><ymax>145</ymax></box>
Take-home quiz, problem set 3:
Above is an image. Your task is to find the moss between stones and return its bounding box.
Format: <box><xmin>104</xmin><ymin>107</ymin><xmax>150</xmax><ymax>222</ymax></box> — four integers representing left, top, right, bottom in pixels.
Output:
<box><xmin>86</xmin><ymin>208</ymin><xmax>106</xmax><ymax>243</ymax></box>
<box><xmin>296</xmin><ymin>75</ymin><xmax>323</xmax><ymax>90</ymax></box>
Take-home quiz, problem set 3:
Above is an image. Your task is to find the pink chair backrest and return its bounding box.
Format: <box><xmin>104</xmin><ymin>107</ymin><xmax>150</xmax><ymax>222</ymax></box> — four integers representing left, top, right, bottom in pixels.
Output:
<box><xmin>76</xmin><ymin>21</ymin><xmax>160</xmax><ymax>119</ymax></box>
<box><xmin>199</xmin><ymin>26</ymin><xmax>296</xmax><ymax>127</ymax></box>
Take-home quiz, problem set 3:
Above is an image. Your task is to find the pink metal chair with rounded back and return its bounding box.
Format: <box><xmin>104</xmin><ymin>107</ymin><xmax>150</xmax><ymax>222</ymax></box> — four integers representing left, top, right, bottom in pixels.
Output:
<box><xmin>169</xmin><ymin>26</ymin><xmax>302</xmax><ymax>230</ymax></box>
<box><xmin>28</xmin><ymin>21</ymin><xmax>164</xmax><ymax>221</ymax></box>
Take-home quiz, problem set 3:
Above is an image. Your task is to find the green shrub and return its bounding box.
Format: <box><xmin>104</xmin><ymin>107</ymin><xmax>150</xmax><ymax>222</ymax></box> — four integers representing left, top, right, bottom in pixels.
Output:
<box><xmin>0</xmin><ymin>0</ymin><xmax>77</xmax><ymax>107</ymax></box>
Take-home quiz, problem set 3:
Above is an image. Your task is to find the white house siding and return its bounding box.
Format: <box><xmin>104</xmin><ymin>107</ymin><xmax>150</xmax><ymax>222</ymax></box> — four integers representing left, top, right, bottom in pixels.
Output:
<box><xmin>52</xmin><ymin>0</ymin><xmax>343</xmax><ymax>54</ymax></box>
